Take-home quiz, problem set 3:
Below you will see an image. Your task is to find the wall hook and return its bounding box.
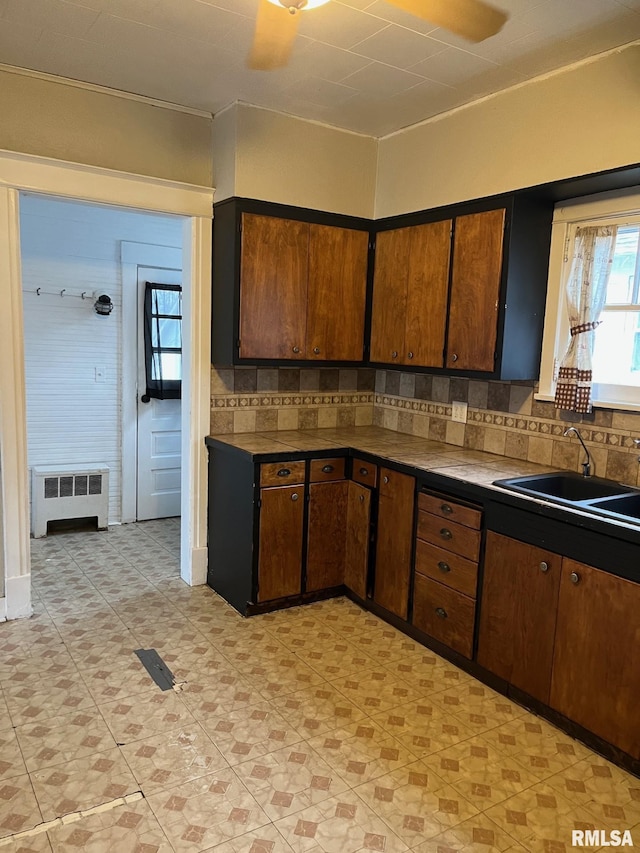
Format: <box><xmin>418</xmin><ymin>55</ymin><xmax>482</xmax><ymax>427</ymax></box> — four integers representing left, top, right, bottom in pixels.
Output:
<box><xmin>81</xmin><ymin>292</ymin><xmax>87</xmax><ymax>299</ymax></box>
<box><xmin>60</xmin><ymin>289</ymin><xmax>66</xmax><ymax>297</ymax></box>
<box><xmin>36</xmin><ymin>287</ymin><xmax>41</xmax><ymax>296</ymax></box>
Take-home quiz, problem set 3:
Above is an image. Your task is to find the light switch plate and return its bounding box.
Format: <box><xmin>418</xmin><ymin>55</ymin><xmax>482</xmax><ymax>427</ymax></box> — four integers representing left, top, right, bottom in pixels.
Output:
<box><xmin>452</xmin><ymin>401</ymin><xmax>468</xmax><ymax>423</ymax></box>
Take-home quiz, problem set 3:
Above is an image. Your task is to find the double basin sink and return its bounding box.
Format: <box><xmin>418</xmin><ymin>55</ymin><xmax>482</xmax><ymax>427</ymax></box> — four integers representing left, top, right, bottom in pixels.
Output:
<box><xmin>493</xmin><ymin>471</ymin><xmax>640</xmax><ymax>525</ymax></box>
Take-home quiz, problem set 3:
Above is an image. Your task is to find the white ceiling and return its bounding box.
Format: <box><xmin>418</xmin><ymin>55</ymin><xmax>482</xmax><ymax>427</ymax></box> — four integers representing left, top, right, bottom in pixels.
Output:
<box><xmin>1</xmin><ymin>0</ymin><xmax>640</xmax><ymax>137</ymax></box>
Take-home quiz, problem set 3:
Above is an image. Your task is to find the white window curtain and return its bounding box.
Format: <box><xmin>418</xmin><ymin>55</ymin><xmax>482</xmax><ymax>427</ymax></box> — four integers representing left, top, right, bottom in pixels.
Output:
<box><xmin>554</xmin><ymin>225</ymin><xmax>618</xmax><ymax>413</ymax></box>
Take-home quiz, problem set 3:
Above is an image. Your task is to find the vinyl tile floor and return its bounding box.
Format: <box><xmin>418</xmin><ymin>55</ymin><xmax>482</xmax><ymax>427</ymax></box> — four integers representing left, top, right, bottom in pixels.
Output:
<box><xmin>0</xmin><ymin>520</ymin><xmax>638</xmax><ymax>852</ymax></box>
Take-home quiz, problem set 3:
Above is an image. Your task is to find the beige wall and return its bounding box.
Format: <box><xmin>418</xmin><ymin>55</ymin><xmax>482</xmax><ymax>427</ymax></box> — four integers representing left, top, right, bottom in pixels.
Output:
<box><xmin>376</xmin><ymin>44</ymin><xmax>640</xmax><ymax>218</ymax></box>
<box><xmin>214</xmin><ymin>103</ymin><xmax>377</xmax><ymax>218</ymax></box>
<box><xmin>0</xmin><ymin>68</ymin><xmax>214</xmax><ymax>186</ymax></box>
<box><xmin>211</xmin><ymin>104</ymin><xmax>237</xmax><ymax>202</ymax></box>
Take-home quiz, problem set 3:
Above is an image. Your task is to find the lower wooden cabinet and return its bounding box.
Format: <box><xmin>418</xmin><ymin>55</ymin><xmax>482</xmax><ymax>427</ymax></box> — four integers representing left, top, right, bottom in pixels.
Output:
<box><xmin>550</xmin><ymin>560</ymin><xmax>640</xmax><ymax>759</ymax></box>
<box><xmin>306</xmin><ymin>480</ymin><xmax>349</xmax><ymax>592</ymax></box>
<box><xmin>477</xmin><ymin>532</ymin><xmax>561</xmax><ymax>704</ymax></box>
<box><xmin>257</xmin><ymin>485</ymin><xmax>304</xmax><ymax>602</ymax></box>
<box><xmin>413</xmin><ymin>573</ymin><xmax>475</xmax><ymax>658</ymax></box>
<box><xmin>344</xmin><ymin>482</ymin><xmax>371</xmax><ymax>599</ymax></box>
<box><xmin>373</xmin><ymin>468</ymin><xmax>415</xmax><ymax>619</ymax></box>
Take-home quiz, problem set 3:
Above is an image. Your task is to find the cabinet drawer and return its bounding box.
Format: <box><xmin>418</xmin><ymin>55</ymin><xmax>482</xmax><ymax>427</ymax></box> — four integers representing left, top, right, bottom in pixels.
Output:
<box><xmin>413</xmin><ymin>574</ymin><xmax>475</xmax><ymax>659</ymax></box>
<box><xmin>418</xmin><ymin>492</ymin><xmax>481</xmax><ymax>530</ymax></box>
<box><xmin>414</xmin><ymin>540</ymin><xmax>478</xmax><ymax>599</ymax></box>
<box><xmin>260</xmin><ymin>461</ymin><xmax>305</xmax><ymax>487</ymax></box>
<box><xmin>309</xmin><ymin>457</ymin><xmax>345</xmax><ymax>483</ymax></box>
<box><xmin>351</xmin><ymin>457</ymin><xmax>377</xmax><ymax>488</ymax></box>
<box><xmin>417</xmin><ymin>511</ymin><xmax>481</xmax><ymax>562</ymax></box>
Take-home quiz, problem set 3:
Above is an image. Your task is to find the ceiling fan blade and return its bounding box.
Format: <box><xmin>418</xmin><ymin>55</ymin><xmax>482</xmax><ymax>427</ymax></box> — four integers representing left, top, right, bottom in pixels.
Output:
<box><xmin>248</xmin><ymin>0</ymin><xmax>300</xmax><ymax>70</ymax></box>
<box><xmin>384</xmin><ymin>0</ymin><xmax>507</xmax><ymax>42</ymax></box>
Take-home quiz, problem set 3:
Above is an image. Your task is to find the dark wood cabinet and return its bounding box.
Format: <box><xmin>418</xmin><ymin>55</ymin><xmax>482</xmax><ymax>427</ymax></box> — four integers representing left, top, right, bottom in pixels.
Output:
<box><xmin>477</xmin><ymin>532</ymin><xmax>561</xmax><ymax>703</ymax></box>
<box><xmin>413</xmin><ymin>573</ymin><xmax>475</xmax><ymax>659</ymax></box>
<box><xmin>446</xmin><ymin>209</ymin><xmax>505</xmax><ymax>372</ymax></box>
<box><xmin>306</xmin><ymin>480</ymin><xmax>349</xmax><ymax>592</ymax></box>
<box><xmin>550</xmin><ymin>560</ymin><xmax>640</xmax><ymax>759</ymax></box>
<box><xmin>344</xmin><ymin>482</ymin><xmax>371</xmax><ymax>600</ymax></box>
<box><xmin>257</xmin><ymin>484</ymin><xmax>304</xmax><ymax>602</ymax></box>
<box><xmin>212</xmin><ymin>199</ymin><xmax>370</xmax><ymax>365</ymax></box>
<box><xmin>373</xmin><ymin>467</ymin><xmax>415</xmax><ymax>619</ymax></box>
<box><xmin>370</xmin><ymin>221</ymin><xmax>450</xmax><ymax>367</ymax></box>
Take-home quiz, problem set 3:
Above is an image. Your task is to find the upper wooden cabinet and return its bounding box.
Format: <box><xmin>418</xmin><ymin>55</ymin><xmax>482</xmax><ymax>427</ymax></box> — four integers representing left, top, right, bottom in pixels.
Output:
<box><xmin>370</xmin><ymin>197</ymin><xmax>552</xmax><ymax>379</ymax></box>
<box><xmin>370</xmin><ymin>221</ymin><xmax>451</xmax><ymax>367</ymax></box>
<box><xmin>212</xmin><ymin>199</ymin><xmax>370</xmax><ymax>365</ymax></box>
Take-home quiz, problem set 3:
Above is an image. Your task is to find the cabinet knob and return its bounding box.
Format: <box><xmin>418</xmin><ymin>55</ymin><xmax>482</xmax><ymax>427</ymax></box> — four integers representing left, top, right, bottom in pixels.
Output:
<box><xmin>292</xmin><ymin>346</ymin><xmax>300</xmax><ymax>354</ymax></box>
<box><xmin>435</xmin><ymin>607</ymin><xmax>448</xmax><ymax>619</ymax></box>
<box><xmin>291</xmin><ymin>493</ymin><xmax>299</xmax><ymax>502</ymax></box>
<box><xmin>359</xmin><ymin>494</ymin><xmax>365</xmax><ymax>503</ymax></box>
<box><xmin>383</xmin><ymin>475</ymin><xmax>389</xmax><ymax>485</ymax></box>
<box><xmin>313</xmin><ymin>347</ymin><xmax>321</xmax><ymax>355</ymax></box>
<box><xmin>437</xmin><ymin>561</ymin><xmax>451</xmax><ymax>573</ymax></box>
<box><xmin>570</xmin><ymin>571</ymin><xmax>580</xmax><ymax>585</ymax></box>
<box><xmin>540</xmin><ymin>561</ymin><xmax>549</xmax><ymax>573</ymax></box>
<box><xmin>359</xmin><ymin>467</ymin><xmax>369</xmax><ymax>476</ymax></box>
<box><xmin>277</xmin><ymin>468</ymin><xmax>291</xmax><ymax>477</ymax></box>
<box><xmin>407</xmin><ymin>351</ymin><xmax>414</xmax><ymax>359</ymax></box>
<box><xmin>391</xmin><ymin>351</ymin><xmax>398</xmax><ymax>359</ymax></box>
<box><xmin>451</xmin><ymin>353</ymin><xmax>458</xmax><ymax>362</ymax></box>
<box><xmin>440</xmin><ymin>503</ymin><xmax>453</xmax><ymax>514</ymax></box>
<box><xmin>321</xmin><ymin>464</ymin><xmax>334</xmax><ymax>473</ymax></box>
<box><xmin>439</xmin><ymin>528</ymin><xmax>453</xmax><ymax>540</ymax></box>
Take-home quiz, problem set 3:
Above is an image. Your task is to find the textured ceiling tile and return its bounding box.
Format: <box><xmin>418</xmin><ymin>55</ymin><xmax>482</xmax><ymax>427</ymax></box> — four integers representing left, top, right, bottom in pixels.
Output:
<box><xmin>409</xmin><ymin>47</ymin><xmax>499</xmax><ymax>87</ymax></box>
<box><xmin>297</xmin><ymin>2</ymin><xmax>388</xmax><ymax>49</ymax></box>
<box><xmin>352</xmin><ymin>23</ymin><xmax>446</xmax><ymax>68</ymax></box>
<box><xmin>291</xmin><ymin>38</ymin><xmax>372</xmax><ymax>83</ymax></box>
<box><xmin>4</xmin><ymin>0</ymin><xmax>99</xmax><ymax>38</ymax></box>
<box><xmin>341</xmin><ymin>61</ymin><xmax>425</xmax><ymax>96</ymax></box>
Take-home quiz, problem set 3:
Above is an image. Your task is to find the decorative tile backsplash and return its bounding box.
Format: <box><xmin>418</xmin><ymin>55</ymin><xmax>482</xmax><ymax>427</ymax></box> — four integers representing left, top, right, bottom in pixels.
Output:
<box><xmin>210</xmin><ymin>366</ymin><xmax>640</xmax><ymax>487</ymax></box>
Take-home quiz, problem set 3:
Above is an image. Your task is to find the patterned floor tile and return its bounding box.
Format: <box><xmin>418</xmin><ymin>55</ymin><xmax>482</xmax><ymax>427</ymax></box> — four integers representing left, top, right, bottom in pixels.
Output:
<box><xmin>120</xmin><ymin>724</ymin><xmax>228</xmax><ymax>795</ymax></box>
<box><xmin>331</xmin><ymin>667</ymin><xmax>428</xmax><ymax>714</ymax></box>
<box><xmin>484</xmin><ymin>781</ymin><xmax>615</xmax><ymax>853</ymax></box>
<box><xmin>209</xmin><ymin>823</ymin><xmax>295</xmax><ymax>852</ymax></box>
<box><xmin>412</xmin><ymin>813</ymin><xmax>530</xmax><ymax>853</ymax></box>
<box><xmin>30</xmin><ymin>748</ymin><xmax>138</xmax><ymax>821</ymax></box>
<box><xmin>0</xmin><ymin>728</ymin><xmax>28</xmax><ymax>781</ymax></box>
<box><xmin>79</xmin><ymin>658</ymin><xmax>158</xmax><ymax>705</ymax></box>
<box><xmin>179</xmin><ymin>671</ymin><xmax>266</xmax><ymax>719</ymax></box>
<box><xmin>295</xmin><ymin>639</ymin><xmax>377</xmax><ymax>681</ymax></box>
<box><xmin>148</xmin><ymin>769</ymin><xmax>270</xmax><ymax>852</ymax></box>
<box><xmin>47</xmin><ymin>799</ymin><xmax>173</xmax><ymax>852</ymax></box>
<box><xmin>3</xmin><ymin>677</ymin><xmax>96</xmax><ymax>726</ymax></box>
<box><xmin>153</xmin><ymin>641</ymin><xmax>230</xmax><ymax>683</ymax></box>
<box><xmin>16</xmin><ymin>708</ymin><xmax>117</xmax><ymax>772</ymax></box>
<box><xmin>0</xmin><ymin>773</ymin><xmax>42</xmax><ymax>839</ymax></box>
<box><xmin>370</xmin><ymin>699</ymin><xmax>476</xmax><ymax>758</ymax></box>
<box><xmin>346</xmin><ymin>625</ymin><xmax>428</xmax><ymax>665</ymax></box>
<box><xmin>270</xmin><ymin>684</ymin><xmax>367</xmax><ymax>737</ymax></box>
<box><xmin>355</xmin><ymin>759</ymin><xmax>480</xmax><ymax>844</ymax></box>
<box><xmin>0</xmin><ymin>831</ymin><xmax>53</xmax><ymax>852</ymax></box>
<box><xmin>241</xmin><ymin>660</ymin><xmax>326</xmax><ymax>701</ymax></box>
<box><xmin>274</xmin><ymin>791</ymin><xmax>409</xmax><ymax>853</ymax></box>
<box><xmin>234</xmin><ymin>744</ymin><xmax>350</xmax><ymax>821</ymax></box>
<box><xmin>202</xmin><ymin>703</ymin><xmax>305</xmax><ymax>767</ymax></box>
<box><xmin>420</xmin><ymin>738</ymin><xmax>538</xmax><ymax>810</ymax></box>
<box><xmin>307</xmin><ymin>719</ymin><xmax>418</xmax><ymax>787</ymax></box>
<box><xmin>99</xmin><ymin>689</ymin><xmax>195</xmax><ymax>744</ymax></box>
<box><xmin>430</xmin><ymin>682</ymin><xmax>526</xmax><ymax>730</ymax></box>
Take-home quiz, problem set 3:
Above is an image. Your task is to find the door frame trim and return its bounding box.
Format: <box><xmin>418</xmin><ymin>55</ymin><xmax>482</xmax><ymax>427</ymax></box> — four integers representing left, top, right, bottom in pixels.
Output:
<box><xmin>0</xmin><ymin>149</ymin><xmax>213</xmax><ymax>619</ymax></box>
<box><xmin>121</xmin><ymin>242</ymin><xmax>183</xmax><ymax>524</ymax></box>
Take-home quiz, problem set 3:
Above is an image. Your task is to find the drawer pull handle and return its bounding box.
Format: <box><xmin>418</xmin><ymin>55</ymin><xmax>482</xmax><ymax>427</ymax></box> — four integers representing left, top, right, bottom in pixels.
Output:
<box><xmin>540</xmin><ymin>561</ymin><xmax>549</xmax><ymax>573</ymax></box>
<box><xmin>440</xmin><ymin>503</ymin><xmax>453</xmax><ymax>514</ymax></box>
<box><xmin>291</xmin><ymin>493</ymin><xmax>299</xmax><ymax>502</ymax></box>
<box><xmin>313</xmin><ymin>347</ymin><xmax>321</xmax><ymax>355</ymax></box>
<box><xmin>438</xmin><ymin>561</ymin><xmax>451</xmax><ymax>573</ymax></box>
<box><xmin>451</xmin><ymin>353</ymin><xmax>458</xmax><ymax>362</ymax></box>
<box><xmin>359</xmin><ymin>467</ymin><xmax>369</xmax><ymax>476</ymax></box>
<box><xmin>277</xmin><ymin>468</ymin><xmax>291</xmax><ymax>477</ymax></box>
<box><xmin>321</xmin><ymin>464</ymin><xmax>335</xmax><ymax>473</ymax></box>
<box><xmin>407</xmin><ymin>351</ymin><xmax>414</xmax><ymax>359</ymax></box>
<box><xmin>292</xmin><ymin>346</ymin><xmax>300</xmax><ymax>354</ymax></box>
<box><xmin>391</xmin><ymin>351</ymin><xmax>398</xmax><ymax>358</ymax></box>
<box><xmin>439</xmin><ymin>528</ymin><xmax>453</xmax><ymax>540</ymax></box>
<box><xmin>383</xmin><ymin>475</ymin><xmax>389</xmax><ymax>485</ymax></box>
<box><xmin>435</xmin><ymin>607</ymin><xmax>448</xmax><ymax>619</ymax></box>
<box><xmin>570</xmin><ymin>571</ymin><xmax>580</xmax><ymax>585</ymax></box>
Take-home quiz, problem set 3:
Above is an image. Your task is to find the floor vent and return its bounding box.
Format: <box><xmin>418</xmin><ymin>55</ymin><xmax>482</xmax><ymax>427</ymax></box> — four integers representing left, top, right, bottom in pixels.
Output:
<box><xmin>31</xmin><ymin>464</ymin><xmax>109</xmax><ymax>538</ymax></box>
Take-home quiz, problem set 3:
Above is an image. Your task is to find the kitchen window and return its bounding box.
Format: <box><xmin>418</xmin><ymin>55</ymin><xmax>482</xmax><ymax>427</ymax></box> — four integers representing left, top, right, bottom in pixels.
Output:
<box><xmin>538</xmin><ymin>189</ymin><xmax>640</xmax><ymax>411</ymax></box>
<box><xmin>143</xmin><ymin>282</ymin><xmax>182</xmax><ymax>400</ymax></box>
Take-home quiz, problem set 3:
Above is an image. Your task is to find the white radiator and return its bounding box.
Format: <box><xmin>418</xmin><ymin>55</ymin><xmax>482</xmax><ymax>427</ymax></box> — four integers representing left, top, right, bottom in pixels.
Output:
<box><xmin>31</xmin><ymin>464</ymin><xmax>109</xmax><ymax>538</ymax></box>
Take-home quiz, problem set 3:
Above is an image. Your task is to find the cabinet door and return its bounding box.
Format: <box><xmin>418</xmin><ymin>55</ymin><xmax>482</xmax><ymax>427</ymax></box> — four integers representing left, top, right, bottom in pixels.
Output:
<box><xmin>373</xmin><ymin>468</ymin><xmax>415</xmax><ymax>619</ymax></box>
<box><xmin>306</xmin><ymin>481</ymin><xmax>348</xmax><ymax>592</ymax></box>
<box><xmin>307</xmin><ymin>225</ymin><xmax>368</xmax><ymax>362</ymax></box>
<box><xmin>239</xmin><ymin>213</ymin><xmax>309</xmax><ymax>360</ymax></box>
<box><xmin>344</xmin><ymin>482</ymin><xmax>371</xmax><ymax>600</ymax></box>
<box><xmin>404</xmin><ymin>220</ymin><xmax>451</xmax><ymax>368</ymax></box>
<box><xmin>369</xmin><ymin>228</ymin><xmax>409</xmax><ymax>364</ymax></box>
<box><xmin>446</xmin><ymin>208</ymin><xmax>506</xmax><ymax>372</ymax></box>
<box><xmin>257</xmin><ymin>485</ymin><xmax>304</xmax><ymax>601</ymax></box>
<box><xmin>477</xmin><ymin>532</ymin><xmax>561</xmax><ymax>704</ymax></box>
<box><xmin>550</xmin><ymin>560</ymin><xmax>640</xmax><ymax>759</ymax></box>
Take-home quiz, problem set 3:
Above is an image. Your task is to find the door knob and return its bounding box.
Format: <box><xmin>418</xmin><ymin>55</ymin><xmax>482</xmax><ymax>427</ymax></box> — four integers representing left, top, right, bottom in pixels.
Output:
<box><xmin>540</xmin><ymin>561</ymin><xmax>549</xmax><ymax>572</ymax></box>
<box><xmin>291</xmin><ymin>493</ymin><xmax>299</xmax><ymax>502</ymax></box>
<box><xmin>570</xmin><ymin>571</ymin><xmax>580</xmax><ymax>584</ymax></box>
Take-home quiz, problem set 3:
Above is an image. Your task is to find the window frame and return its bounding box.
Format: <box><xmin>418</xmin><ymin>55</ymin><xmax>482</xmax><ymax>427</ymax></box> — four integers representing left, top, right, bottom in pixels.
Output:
<box><xmin>537</xmin><ymin>188</ymin><xmax>640</xmax><ymax>412</ymax></box>
<box><xmin>143</xmin><ymin>281</ymin><xmax>183</xmax><ymax>401</ymax></box>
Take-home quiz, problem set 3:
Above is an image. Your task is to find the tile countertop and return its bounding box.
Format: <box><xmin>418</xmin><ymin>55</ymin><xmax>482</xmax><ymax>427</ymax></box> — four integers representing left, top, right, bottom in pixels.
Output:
<box><xmin>205</xmin><ymin>425</ymin><xmax>554</xmax><ymax>486</ymax></box>
<box><xmin>206</xmin><ymin>426</ymin><xmax>640</xmax><ymax>548</ymax></box>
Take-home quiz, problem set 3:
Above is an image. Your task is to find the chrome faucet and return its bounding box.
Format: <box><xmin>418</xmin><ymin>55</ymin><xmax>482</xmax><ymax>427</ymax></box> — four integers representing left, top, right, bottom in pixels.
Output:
<box><xmin>563</xmin><ymin>427</ymin><xmax>592</xmax><ymax>477</ymax></box>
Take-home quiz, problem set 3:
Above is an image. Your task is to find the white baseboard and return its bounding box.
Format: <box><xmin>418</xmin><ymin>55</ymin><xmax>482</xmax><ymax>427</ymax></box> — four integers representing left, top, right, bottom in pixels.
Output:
<box><xmin>5</xmin><ymin>574</ymin><xmax>32</xmax><ymax>620</ymax></box>
<box><xmin>183</xmin><ymin>546</ymin><xmax>207</xmax><ymax>587</ymax></box>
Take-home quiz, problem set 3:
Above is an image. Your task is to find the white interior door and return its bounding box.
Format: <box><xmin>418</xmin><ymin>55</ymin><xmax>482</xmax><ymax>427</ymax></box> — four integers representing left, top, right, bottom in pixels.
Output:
<box><xmin>137</xmin><ymin>261</ymin><xmax>182</xmax><ymax>520</ymax></box>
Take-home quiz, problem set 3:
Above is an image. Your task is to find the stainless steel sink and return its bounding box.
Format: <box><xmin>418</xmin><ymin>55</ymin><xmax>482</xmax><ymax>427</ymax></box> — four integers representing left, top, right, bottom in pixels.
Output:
<box><xmin>493</xmin><ymin>472</ymin><xmax>634</xmax><ymax>503</ymax></box>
